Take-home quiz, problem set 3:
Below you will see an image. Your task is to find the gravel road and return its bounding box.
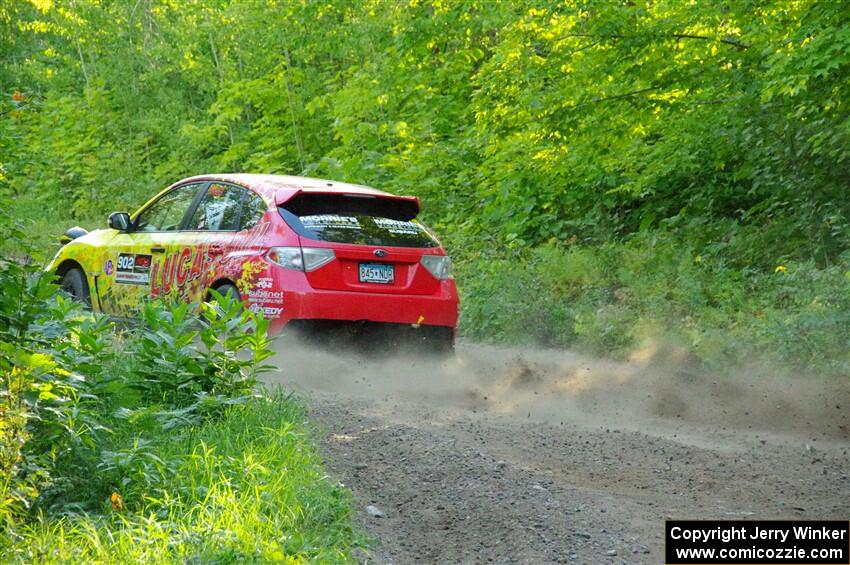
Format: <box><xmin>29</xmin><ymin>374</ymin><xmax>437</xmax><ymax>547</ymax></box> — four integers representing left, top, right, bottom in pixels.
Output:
<box><xmin>267</xmin><ymin>341</ymin><xmax>849</xmax><ymax>564</ymax></box>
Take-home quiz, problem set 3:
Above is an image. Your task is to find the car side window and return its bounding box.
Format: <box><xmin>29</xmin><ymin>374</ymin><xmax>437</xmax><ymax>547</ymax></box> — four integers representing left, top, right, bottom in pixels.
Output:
<box><xmin>188</xmin><ymin>183</ymin><xmax>243</xmax><ymax>231</ymax></box>
<box><xmin>240</xmin><ymin>190</ymin><xmax>267</xmax><ymax>230</ymax></box>
<box><xmin>134</xmin><ymin>183</ymin><xmax>204</xmax><ymax>232</ymax></box>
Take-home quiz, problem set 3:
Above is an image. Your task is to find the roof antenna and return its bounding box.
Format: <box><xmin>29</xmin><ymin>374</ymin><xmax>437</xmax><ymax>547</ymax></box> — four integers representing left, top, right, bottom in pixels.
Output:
<box><xmin>326</xmin><ymin>182</ymin><xmax>333</xmax><ymax>188</ymax></box>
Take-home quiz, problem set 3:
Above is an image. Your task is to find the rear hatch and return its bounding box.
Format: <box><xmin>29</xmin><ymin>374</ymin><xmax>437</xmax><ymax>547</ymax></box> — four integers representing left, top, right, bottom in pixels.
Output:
<box><xmin>279</xmin><ymin>192</ymin><xmax>444</xmax><ymax>295</ymax></box>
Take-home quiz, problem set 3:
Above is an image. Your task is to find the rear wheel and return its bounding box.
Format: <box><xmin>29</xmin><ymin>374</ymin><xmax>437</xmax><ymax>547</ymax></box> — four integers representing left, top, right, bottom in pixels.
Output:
<box><xmin>211</xmin><ymin>282</ymin><xmax>240</xmax><ymax>302</ymax></box>
<box><xmin>206</xmin><ymin>282</ymin><xmax>242</xmax><ymax>315</ymax></box>
<box><xmin>201</xmin><ymin>282</ymin><xmax>243</xmax><ymax>325</ymax></box>
<box><xmin>60</xmin><ymin>268</ymin><xmax>91</xmax><ymax>309</ymax></box>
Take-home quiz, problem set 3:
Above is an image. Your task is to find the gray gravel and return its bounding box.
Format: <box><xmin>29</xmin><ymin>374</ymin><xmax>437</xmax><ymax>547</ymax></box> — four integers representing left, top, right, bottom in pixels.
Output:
<box><xmin>267</xmin><ymin>342</ymin><xmax>850</xmax><ymax>564</ymax></box>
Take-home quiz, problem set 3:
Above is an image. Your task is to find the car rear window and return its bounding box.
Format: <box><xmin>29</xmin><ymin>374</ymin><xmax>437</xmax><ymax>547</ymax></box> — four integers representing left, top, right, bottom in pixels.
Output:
<box><xmin>279</xmin><ymin>194</ymin><xmax>439</xmax><ymax>248</ymax></box>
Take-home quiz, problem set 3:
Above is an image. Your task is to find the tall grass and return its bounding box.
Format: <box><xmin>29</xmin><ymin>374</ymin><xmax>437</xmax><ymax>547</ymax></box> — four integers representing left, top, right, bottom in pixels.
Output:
<box><xmin>457</xmin><ymin>235</ymin><xmax>850</xmax><ymax>376</ymax></box>
<box><xmin>3</xmin><ymin>394</ymin><xmax>360</xmax><ymax>564</ymax></box>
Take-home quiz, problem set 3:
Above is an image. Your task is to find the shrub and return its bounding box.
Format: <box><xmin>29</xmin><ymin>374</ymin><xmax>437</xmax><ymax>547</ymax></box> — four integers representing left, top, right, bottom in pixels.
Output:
<box><xmin>456</xmin><ymin>233</ymin><xmax>850</xmax><ymax>375</ymax></box>
<box><xmin>0</xmin><ymin>210</ymin><xmax>279</xmax><ymax>530</ymax></box>
<box><xmin>3</xmin><ymin>395</ymin><xmax>360</xmax><ymax>564</ymax></box>
<box><xmin>0</xmin><ymin>215</ymin><xmax>101</xmax><ymax>528</ymax></box>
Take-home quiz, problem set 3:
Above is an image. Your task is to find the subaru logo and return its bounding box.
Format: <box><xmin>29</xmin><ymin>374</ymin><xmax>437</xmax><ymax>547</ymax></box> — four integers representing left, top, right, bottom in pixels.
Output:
<box><xmin>374</xmin><ymin>249</ymin><xmax>388</xmax><ymax>258</ymax></box>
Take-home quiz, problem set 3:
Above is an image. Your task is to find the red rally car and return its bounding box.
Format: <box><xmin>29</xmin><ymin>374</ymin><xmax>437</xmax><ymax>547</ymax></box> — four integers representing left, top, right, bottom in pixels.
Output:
<box><xmin>48</xmin><ymin>174</ymin><xmax>459</xmax><ymax>348</ymax></box>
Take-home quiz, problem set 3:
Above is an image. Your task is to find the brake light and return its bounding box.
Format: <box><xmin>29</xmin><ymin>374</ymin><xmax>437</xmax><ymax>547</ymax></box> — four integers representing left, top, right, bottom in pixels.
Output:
<box><xmin>420</xmin><ymin>254</ymin><xmax>452</xmax><ymax>280</ymax></box>
<box><xmin>267</xmin><ymin>247</ymin><xmax>335</xmax><ymax>272</ymax></box>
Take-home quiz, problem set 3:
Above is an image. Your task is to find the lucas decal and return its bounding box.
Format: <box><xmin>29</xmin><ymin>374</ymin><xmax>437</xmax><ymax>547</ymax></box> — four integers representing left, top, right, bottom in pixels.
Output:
<box><xmin>150</xmin><ymin>246</ymin><xmax>208</xmax><ymax>297</ymax></box>
<box><xmin>148</xmin><ymin>221</ymin><xmax>273</xmax><ymax>298</ymax></box>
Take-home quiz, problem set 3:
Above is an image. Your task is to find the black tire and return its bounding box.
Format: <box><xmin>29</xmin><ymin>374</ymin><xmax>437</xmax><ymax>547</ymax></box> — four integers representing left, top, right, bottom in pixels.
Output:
<box><xmin>212</xmin><ymin>282</ymin><xmax>240</xmax><ymax>302</ymax></box>
<box><xmin>201</xmin><ymin>282</ymin><xmax>242</xmax><ymax>325</ymax></box>
<box><xmin>60</xmin><ymin>267</ymin><xmax>92</xmax><ymax>309</ymax></box>
<box><xmin>207</xmin><ymin>282</ymin><xmax>241</xmax><ymax>315</ymax></box>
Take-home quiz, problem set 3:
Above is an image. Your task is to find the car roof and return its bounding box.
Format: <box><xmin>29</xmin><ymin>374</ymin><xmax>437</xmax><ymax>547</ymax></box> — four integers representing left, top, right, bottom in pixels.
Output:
<box><xmin>174</xmin><ymin>174</ymin><xmax>394</xmax><ymax>202</ymax></box>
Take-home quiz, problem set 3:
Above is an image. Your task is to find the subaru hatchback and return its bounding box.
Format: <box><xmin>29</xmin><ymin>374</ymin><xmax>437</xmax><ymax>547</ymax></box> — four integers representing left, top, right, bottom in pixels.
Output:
<box><xmin>48</xmin><ymin>174</ymin><xmax>459</xmax><ymax>348</ymax></box>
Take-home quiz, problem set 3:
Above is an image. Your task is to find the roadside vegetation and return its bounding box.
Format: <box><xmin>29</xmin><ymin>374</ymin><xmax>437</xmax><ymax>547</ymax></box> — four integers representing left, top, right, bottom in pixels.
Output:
<box><xmin>3</xmin><ymin>1</ymin><xmax>847</xmax><ymax>375</ymax></box>
<box><xmin>0</xmin><ymin>216</ymin><xmax>359</xmax><ymax>562</ymax></box>
<box><xmin>459</xmin><ymin>238</ymin><xmax>849</xmax><ymax>374</ymax></box>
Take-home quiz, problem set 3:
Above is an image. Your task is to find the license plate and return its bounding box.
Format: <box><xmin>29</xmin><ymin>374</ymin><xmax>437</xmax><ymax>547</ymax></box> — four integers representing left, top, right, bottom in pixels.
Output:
<box><xmin>359</xmin><ymin>262</ymin><xmax>394</xmax><ymax>284</ymax></box>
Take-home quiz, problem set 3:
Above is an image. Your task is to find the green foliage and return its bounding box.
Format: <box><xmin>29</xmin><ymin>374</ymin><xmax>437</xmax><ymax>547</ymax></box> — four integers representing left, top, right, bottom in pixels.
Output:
<box><xmin>133</xmin><ymin>292</ymin><xmax>273</xmax><ymax>406</ymax></box>
<box><xmin>0</xmin><ymin>213</ymin><xmax>106</xmax><ymax>527</ymax></box>
<box><xmin>3</xmin><ymin>395</ymin><xmax>359</xmax><ymax>564</ymax></box>
<box><xmin>458</xmin><ymin>237</ymin><xmax>850</xmax><ymax>375</ymax></box>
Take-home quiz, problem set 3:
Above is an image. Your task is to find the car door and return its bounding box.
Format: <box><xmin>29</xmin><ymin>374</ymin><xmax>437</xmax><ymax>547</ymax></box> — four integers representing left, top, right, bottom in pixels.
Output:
<box><xmin>171</xmin><ymin>181</ymin><xmax>250</xmax><ymax>306</ymax></box>
<box><xmin>99</xmin><ymin>182</ymin><xmax>206</xmax><ymax>316</ymax></box>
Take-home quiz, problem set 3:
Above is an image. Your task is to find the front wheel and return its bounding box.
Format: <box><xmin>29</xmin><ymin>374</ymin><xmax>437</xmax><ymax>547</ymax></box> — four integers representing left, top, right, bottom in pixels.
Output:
<box><xmin>60</xmin><ymin>268</ymin><xmax>92</xmax><ymax>309</ymax></box>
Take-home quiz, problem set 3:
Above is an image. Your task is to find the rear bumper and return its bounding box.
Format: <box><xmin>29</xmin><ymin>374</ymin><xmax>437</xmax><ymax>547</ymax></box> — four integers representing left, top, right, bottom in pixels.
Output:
<box><xmin>257</xmin><ymin>279</ymin><xmax>459</xmax><ymax>335</ymax></box>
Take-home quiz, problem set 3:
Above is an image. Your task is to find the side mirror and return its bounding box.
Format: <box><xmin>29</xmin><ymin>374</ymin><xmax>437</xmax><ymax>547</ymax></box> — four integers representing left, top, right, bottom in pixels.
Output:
<box><xmin>108</xmin><ymin>212</ymin><xmax>131</xmax><ymax>231</ymax></box>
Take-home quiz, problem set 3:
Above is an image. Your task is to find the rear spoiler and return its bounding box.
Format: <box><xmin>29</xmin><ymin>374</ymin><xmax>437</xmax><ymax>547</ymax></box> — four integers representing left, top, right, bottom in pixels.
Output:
<box><xmin>275</xmin><ymin>189</ymin><xmax>421</xmax><ymax>221</ymax></box>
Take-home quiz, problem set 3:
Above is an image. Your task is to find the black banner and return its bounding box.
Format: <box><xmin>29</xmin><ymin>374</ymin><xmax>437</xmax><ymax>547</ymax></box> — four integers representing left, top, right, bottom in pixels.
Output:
<box><xmin>666</xmin><ymin>520</ymin><xmax>849</xmax><ymax>564</ymax></box>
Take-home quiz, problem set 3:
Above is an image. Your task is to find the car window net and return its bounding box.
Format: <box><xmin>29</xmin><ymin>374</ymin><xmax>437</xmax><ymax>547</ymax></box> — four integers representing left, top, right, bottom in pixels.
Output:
<box><xmin>189</xmin><ymin>183</ymin><xmax>242</xmax><ymax>231</ymax></box>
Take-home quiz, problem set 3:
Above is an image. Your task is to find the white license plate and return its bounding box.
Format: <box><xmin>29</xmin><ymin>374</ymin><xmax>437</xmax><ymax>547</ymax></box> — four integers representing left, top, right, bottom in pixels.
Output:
<box><xmin>359</xmin><ymin>262</ymin><xmax>394</xmax><ymax>284</ymax></box>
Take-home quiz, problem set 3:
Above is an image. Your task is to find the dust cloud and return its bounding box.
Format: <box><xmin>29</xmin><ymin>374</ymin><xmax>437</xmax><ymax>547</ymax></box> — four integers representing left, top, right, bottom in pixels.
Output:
<box><xmin>265</xmin><ymin>338</ymin><xmax>849</xmax><ymax>445</ymax></box>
